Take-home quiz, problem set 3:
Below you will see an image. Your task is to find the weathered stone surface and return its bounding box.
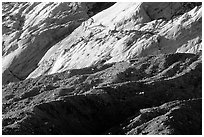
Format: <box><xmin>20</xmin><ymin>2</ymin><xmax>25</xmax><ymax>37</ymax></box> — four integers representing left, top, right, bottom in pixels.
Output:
<box><xmin>2</xmin><ymin>2</ymin><xmax>202</xmax><ymax>84</ymax></box>
<box><xmin>2</xmin><ymin>53</ymin><xmax>202</xmax><ymax>134</ymax></box>
<box><xmin>2</xmin><ymin>2</ymin><xmax>202</xmax><ymax>135</ymax></box>
<box><xmin>27</xmin><ymin>2</ymin><xmax>202</xmax><ymax>79</ymax></box>
<box><xmin>2</xmin><ymin>2</ymin><xmax>114</xmax><ymax>84</ymax></box>
<box><xmin>106</xmin><ymin>98</ymin><xmax>202</xmax><ymax>135</ymax></box>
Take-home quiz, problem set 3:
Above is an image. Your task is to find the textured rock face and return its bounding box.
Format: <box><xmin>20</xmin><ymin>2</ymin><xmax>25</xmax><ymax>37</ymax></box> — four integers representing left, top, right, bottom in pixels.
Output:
<box><xmin>2</xmin><ymin>2</ymin><xmax>202</xmax><ymax>84</ymax></box>
<box><xmin>106</xmin><ymin>98</ymin><xmax>202</xmax><ymax>135</ymax></box>
<box><xmin>2</xmin><ymin>2</ymin><xmax>202</xmax><ymax>135</ymax></box>
<box><xmin>27</xmin><ymin>2</ymin><xmax>202</xmax><ymax>79</ymax></box>
<box><xmin>2</xmin><ymin>52</ymin><xmax>202</xmax><ymax>134</ymax></box>
<box><xmin>2</xmin><ymin>2</ymin><xmax>114</xmax><ymax>84</ymax></box>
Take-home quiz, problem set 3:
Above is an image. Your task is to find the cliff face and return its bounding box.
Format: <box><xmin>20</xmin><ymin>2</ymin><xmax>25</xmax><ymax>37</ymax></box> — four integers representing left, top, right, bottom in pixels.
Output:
<box><xmin>2</xmin><ymin>2</ymin><xmax>202</xmax><ymax>135</ymax></box>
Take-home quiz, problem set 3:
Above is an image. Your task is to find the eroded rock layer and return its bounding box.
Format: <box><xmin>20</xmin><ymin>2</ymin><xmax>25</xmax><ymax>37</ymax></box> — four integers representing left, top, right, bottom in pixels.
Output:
<box><xmin>2</xmin><ymin>2</ymin><xmax>114</xmax><ymax>84</ymax></box>
<box><xmin>2</xmin><ymin>2</ymin><xmax>202</xmax><ymax>84</ymax></box>
<box><xmin>2</xmin><ymin>2</ymin><xmax>202</xmax><ymax>135</ymax></box>
<box><xmin>2</xmin><ymin>52</ymin><xmax>202</xmax><ymax>135</ymax></box>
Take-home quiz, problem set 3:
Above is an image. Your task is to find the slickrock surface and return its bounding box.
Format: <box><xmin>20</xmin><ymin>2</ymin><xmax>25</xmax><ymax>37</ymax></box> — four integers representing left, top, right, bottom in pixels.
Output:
<box><xmin>2</xmin><ymin>2</ymin><xmax>202</xmax><ymax>135</ymax></box>
<box><xmin>2</xmin><ymin>52</ymin><xmax>202</xmax><ymax>134</ymax></box>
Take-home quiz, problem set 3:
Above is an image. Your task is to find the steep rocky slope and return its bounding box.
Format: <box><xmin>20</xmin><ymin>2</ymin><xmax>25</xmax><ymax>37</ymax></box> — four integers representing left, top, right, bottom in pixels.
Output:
<box><xmin>2</xmin><ymin>52</ymin><xmax>202</xmax><ymax>134</ymax></box>
<box><xmin>2</xmin><ymin>2</ymin><xmax>114</xmax><ymax>84</ymax></box>
<box><xmin>2</xmin><ymin>2</ymin><xmax>202</xmax><ymax>135</ymax></box>
<box><xmin>2</xmin><ymin>2</ymin><xmax>202</xmax><ymax>84</ymax></box>
<box><xmin>27</xmin><ymin>2</ymin><xmax>202</xmax><ymax>79</ymax></box>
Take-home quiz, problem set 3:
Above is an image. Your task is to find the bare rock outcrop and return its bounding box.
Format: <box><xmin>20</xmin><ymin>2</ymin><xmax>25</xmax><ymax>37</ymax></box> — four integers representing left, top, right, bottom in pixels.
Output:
<box><xmin>2</xmin><ymin>2</ymin><xmax>114</xmax><ymax>84</ymax></box>
<box><xmin>2</xmin><ymin>2</ymin><xmax>202</xmax><ymax>135</ymax></box>
<box><xmin>27</xmin><ymin>2</ymin><xmax>202</xmax><ymax>79</ymax></box>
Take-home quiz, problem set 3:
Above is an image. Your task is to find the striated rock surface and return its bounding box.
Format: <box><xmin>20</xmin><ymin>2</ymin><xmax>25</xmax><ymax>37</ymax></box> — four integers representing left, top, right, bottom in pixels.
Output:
<box><xmin>2</xmin><ymin>2</ymin><xmax>202</xmax><ymax>84</ymax></box>
<box><xmin>27</xmin><ymin>2</ymin><xmax>202</xmax><ymax>79</ymax></box>
<box><xmin>2</xmin><ymin>52</ymin><xmax>202</xmax><ymax>134</ymax></box>
<box><xmin>2</xmin><ymin>2</ymin><xmax>114</xmax><ymax>84</ymax></box>
<box><xmin>2</xmin><ymin>2</ymin><xmax>202</xmax><ymax>135</ymax></box>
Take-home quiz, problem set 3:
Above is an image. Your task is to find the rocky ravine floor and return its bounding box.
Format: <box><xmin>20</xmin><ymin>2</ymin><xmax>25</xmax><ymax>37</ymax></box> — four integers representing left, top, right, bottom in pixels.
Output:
<box><xmin>2</xmin><ymin>52</ymin><xmax>202</xmax><ymax>135</ymax></box>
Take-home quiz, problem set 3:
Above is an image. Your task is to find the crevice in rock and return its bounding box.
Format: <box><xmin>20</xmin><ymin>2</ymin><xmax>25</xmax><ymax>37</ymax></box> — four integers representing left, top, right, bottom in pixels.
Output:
<box><xmin>8</xmin><ymin>68</ymin><xmax>24</xmax><ymax>81</ymax></box>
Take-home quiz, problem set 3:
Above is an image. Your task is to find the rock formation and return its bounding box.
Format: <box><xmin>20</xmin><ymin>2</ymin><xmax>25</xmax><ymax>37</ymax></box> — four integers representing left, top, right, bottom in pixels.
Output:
<box><xmin>2</xmin><ymin>2</ymin><xmax>114</xmax><ymax>84</ymax></box>
<box><xmin>27</xmin><ymin>2</ymin><xmax>202</xmax><ymax>79</ymax></box>
<box><xmin>2</xmin><ymin>2</ymin><xmax>202</xmax><ymax>135</ymax></box>
<box><xmin>2</xmin><ymin>52</ymin><xmax>202</xmax><ymax>134</ymax></box>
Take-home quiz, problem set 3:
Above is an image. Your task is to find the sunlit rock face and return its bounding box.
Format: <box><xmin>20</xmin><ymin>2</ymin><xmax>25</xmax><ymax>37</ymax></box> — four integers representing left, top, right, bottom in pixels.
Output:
<box><xmin>2</xmin><ymin>2</ymin><xmax>202</xmax><ymax>135</ymax></box>
<box><xmin>27</xmin><ymin>2</ymin><xmax>202</xmax><ymax>79</ymax></box>
<box><xmin>2</xmin><ymin>2</ymin><xmax>202</xmax><ymax>84</ymax></box>
<box><xmin>2</xmin><ymin>2</ymin><xmax>114</xmax><ymax>84</ymax></box>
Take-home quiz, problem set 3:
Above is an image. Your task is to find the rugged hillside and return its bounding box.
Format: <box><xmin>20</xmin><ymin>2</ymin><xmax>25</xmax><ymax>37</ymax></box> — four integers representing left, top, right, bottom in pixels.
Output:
<box><xmin>2</xmin><ymin>2</ymin><xmax>114</xmax><ymax>84</ymax></box>
<box><xmin>2</xmin><ymin>2</ymin><xmax>202</xmax><ymax>84</ymax></box>
<box><xmin>2</xmin><ymin>2</ymin><xmax>202</xmax><ymax>135</ymax></box>
<box><xmin>25</xmin><ymin>2</ymin><xmax>203</xmax><ymax>78</ymax></box>
<box><xmin>2</xmin><ymin>52</ymin><xmax>202</xmax><ymax>134</ymax></box>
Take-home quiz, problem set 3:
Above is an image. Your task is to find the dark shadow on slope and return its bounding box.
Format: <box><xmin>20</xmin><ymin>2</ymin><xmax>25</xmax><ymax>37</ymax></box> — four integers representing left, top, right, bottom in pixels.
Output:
<box><xmin>86</xmin><ymin>2</ymin><xmax>115</xmax><ymax>17</ymax></box>
<box><xmin>2</xmin><ymin>53</ymin><xmax>202</xmax><ymax>135</ymax></box>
